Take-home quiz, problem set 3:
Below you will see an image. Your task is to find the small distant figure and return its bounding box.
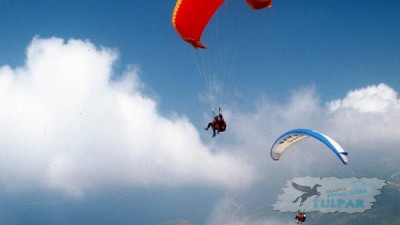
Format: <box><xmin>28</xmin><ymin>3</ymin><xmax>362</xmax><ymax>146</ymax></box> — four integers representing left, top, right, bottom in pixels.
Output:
<box><xmin>295</xmin><ymin>212</ymin><xmax>306</xmax><ymax>224</ymax></box>
<box><xmin>205</xmin><ymin>113</ymin><xmax>226</xmax><ymax>138</ymax></box>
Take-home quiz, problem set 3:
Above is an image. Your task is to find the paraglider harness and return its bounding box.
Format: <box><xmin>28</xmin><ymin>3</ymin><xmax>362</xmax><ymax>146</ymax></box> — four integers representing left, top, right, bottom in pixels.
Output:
<box><xmin>295</xmin><ymin>211</ymin><xmax>306</xmax><ymax>224</ymax></box>
<box><xmin>205</xmin><ymin>108</ymin><xmax>226</xmax><ymax>137</ymax></box>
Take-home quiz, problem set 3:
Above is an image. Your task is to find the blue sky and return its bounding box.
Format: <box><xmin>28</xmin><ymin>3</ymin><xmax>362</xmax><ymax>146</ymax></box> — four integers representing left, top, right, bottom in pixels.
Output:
<box><xmin>0</xmin><ymin>0</ymin><xmax>400</xmax><ymax>224</ymax></box>
<box><xmin>3</xmin><ymin>0</ymin><xmax>399</xmax><ymax>112</ymax></box>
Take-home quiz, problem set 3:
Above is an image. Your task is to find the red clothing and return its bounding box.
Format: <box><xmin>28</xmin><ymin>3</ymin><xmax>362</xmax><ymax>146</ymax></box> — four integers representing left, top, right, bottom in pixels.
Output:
<box><xmin>296</xmin><ymin>213</ymin><xmax>306</xmax><ymax>223</ymax></box>
<box><xmin>218</xmin><ymin>119</ymin><xmax>226</xmax><ymax>132</ymax></box>
<box><xmin>210</xmin><ymin>118</ymin><xmax>226</xmax><ymax>132</ymax></box>
<box><xmin>205</xmin><ymin>114</ymin><xmax>226</xmax><ymax>137</ymax></box>
<box><xmin>211</xmin><ymin>121</ymin><xmax>218</xmax><ymax>130</ymax></box>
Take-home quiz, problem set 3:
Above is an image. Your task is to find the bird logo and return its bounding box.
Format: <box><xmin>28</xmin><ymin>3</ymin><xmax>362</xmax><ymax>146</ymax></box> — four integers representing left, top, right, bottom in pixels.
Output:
<box><xmin>292</xmin><ymin>181</ymin><xmax>322</xmax><ymax>207</ymax></box>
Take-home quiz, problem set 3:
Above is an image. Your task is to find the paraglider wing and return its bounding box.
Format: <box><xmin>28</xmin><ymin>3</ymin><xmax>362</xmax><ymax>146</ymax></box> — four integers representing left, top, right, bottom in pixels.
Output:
<box><xmin>246</xmin><ymin>0</ymin><xmax>272</xmax><ymax>10</ymax></box>
<box><xmin>172</xmin><ymin>0</ymin><xmax>225</xmax><ymax>49</ymax></box>
<box><xmin>172</xmin><ymin>0</ymin><xmax>273</xmax><ymax>48</ymax></box>
<box><xmin>270</xmin><ymin>129</ymin><xmax>349</xmax><ymax>164</ymax></box>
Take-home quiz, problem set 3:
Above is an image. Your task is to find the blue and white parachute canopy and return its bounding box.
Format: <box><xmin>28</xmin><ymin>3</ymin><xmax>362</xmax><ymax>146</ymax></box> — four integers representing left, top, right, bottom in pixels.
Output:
<box><xmin>270</xmin><ymin>129</ymin><xmax>349</xmax><ymax>164</ymax></box>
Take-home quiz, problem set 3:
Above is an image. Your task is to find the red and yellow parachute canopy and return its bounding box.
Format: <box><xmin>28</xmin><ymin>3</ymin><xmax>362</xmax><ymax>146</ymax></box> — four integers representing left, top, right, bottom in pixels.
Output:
<box><xmin>172</xmin><ymin>0</ymin><xmax>272</xmax><ymax>49</ymax></box>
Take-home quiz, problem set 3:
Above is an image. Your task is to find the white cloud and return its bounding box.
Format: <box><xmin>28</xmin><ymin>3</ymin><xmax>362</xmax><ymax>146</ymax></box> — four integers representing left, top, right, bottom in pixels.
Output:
<box><xmin>226</xmin><ymin>83</ymin><xmax>400</xmax><ymax>179</ymax></box>
<box><xmin>328</xmin><ymin>83</ymin><xmax>400</xmax><ymax>113</ymax></box>
<box><xmin>206</xmin><ymin>84</ymin><xmax>400</xmax><ymax>224</ymax></box>
<box><xmin>2</xmin><ymin>36</ymin><xmax>399</xmax><ymax>224</ymax></box>
<box><xmin>326</xmin><ymin>83</ymin><xmax>400</xmax><ymax>148</ymax></box>
<box><xmin>0</xmin><ymin>37</ymin><xmax>256</xmax><ymax>196</ymax></box>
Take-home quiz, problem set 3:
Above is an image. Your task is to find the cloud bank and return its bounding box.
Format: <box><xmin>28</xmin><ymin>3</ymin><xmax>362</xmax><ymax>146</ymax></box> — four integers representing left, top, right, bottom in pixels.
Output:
<box><xmin>229</xmin><ymin>83</ymin><xmax>400</xmax><ymax>167</ymax></box>
<box><xmin>1</xmin><ymin>36</ymin><xmax>399</xmax><ymax>225</ymax></box>
<box><xmin>0</xmin><ymin>37</ymin><xmax>256</xmax><ymax>196</ymax></box>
